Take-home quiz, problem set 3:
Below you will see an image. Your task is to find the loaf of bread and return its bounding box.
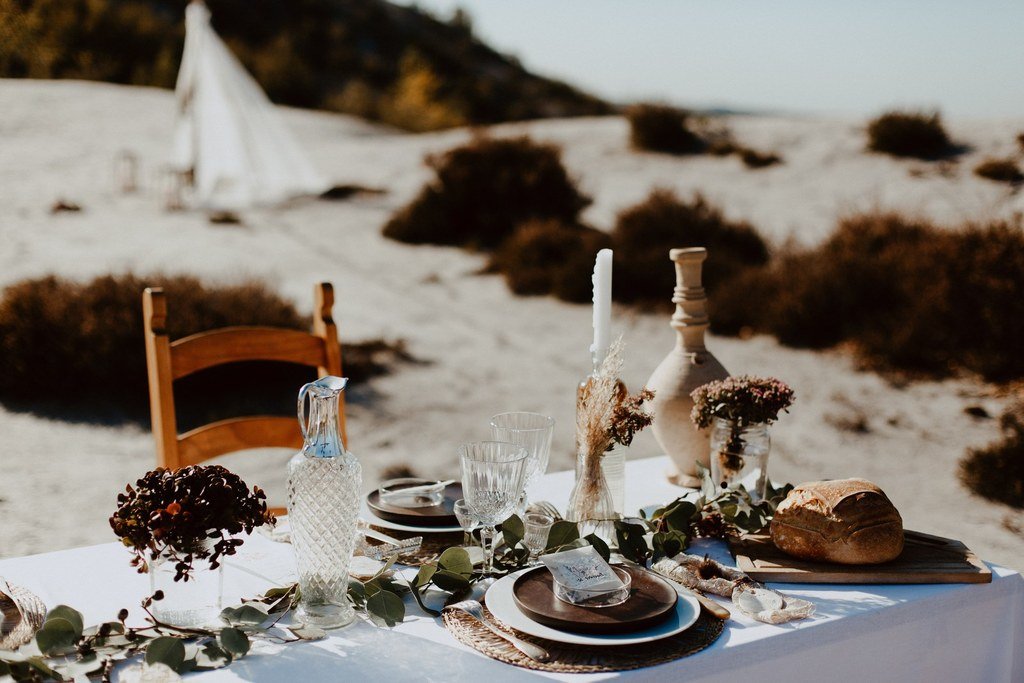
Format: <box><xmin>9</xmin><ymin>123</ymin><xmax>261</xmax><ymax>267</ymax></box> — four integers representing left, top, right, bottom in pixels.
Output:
<box><xmin>770</xmin><ymin>479</ymin><xmax>904</xmax><ymax>564</ymax></box>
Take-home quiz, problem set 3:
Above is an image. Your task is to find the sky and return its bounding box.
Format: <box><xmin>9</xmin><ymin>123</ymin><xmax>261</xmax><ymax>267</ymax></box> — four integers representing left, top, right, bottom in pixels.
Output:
<box><xmin>395</xmin><ymin>0</ymin><xmax>1024</xmax><ymax>118</ymax></box>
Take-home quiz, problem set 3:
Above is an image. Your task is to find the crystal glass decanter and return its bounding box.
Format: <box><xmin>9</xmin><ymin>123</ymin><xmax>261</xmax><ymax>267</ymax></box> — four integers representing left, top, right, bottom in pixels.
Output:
<box><xmin>287</xmin><ymin>376</ymin><xmax>361</xmax><ymax>629</ymax></box>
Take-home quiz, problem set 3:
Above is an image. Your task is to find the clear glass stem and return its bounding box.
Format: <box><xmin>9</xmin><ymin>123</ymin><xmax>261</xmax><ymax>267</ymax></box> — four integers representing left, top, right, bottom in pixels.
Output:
<box><xmin>479</xmin><ymin>526</ymin><xmax>495</xmax><ymax>576</ymax></box>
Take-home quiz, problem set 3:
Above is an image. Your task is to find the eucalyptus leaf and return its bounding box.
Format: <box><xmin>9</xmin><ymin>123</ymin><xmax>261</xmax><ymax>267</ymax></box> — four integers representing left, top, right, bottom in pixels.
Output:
<box><xmin>652</xmin><ymin>530</ymin><xmax>689</xmax><ymax>559</ymax></box>
<box><xmin>365</xmin><ymin>590</ymin><xmax>405</xmax><ymax>627</ymax></box>
<box><xmin>405</xmin><ymin>578</ymin><xmax>442</xmax><ymax>617</ymax></box>
<box><xmin>290</xmin><ymin>625</ymin><xmax>328</xmax><ymax>641</ymax></box>
<box><xmin>415</xmin><ymin>564</ymin><xmax>438</xmax><ymax>588</ymax></box>
<box><xmin>501</xmin><ymin>514</ymin><xmax>525</xmax><ymax>548</ymax></box>
<box><xmin>45</xmin><ymin>605</ymin><xmax>84</xmax><ymax>637</ymax></box>
<box><xmin>614</xmin><ymin>520</ymin><xmax>651</xmax><ymax>564</ymax></box>
<box><xmin>53</xmin><ymin>654</ymin><xmax>103</xmax><ymax>679</ymax></box>
<box><xmin>195</xmin><ymin>642</ymin><xmax>232</xmax><ymax>670</ymax></box>
<box><xmin>436</xmin><ymin>547</ymin><xmax>473</xmax><ymax>577</ymax></box>
<box><xmin>430</xmin><ymin>569</ymin><xmax>471</xmax><ymax>592</ymax></box>
<box><xmin>35</xmin><ymin>617</ymin><xmax>78</xmax><ymax>655</ymax></box>
<box><xmin>660</xmin><ymin>501</ymin><xmax>698</xmax><ymax>532</ymax></box>
<box><xmin>583</xmin><ymin>533</ymin><xmax>611</xmax><ymax>562</ymax></box>
<box><xmin>219</xmin><ymin>628</ymin><xmax>250</xmax><ymax>657</ymax></box>
<box><xmin>545</xmin><ymin>520</ymin><xmax>580</xmax><ymax>550</ymax></box>
<box><xmin>146</xmin><ymin>636</ymin><xmax>187</xmax><ymax>672</ymax></box>
<box><xmin>220</xmin><ymin>604</ymin><xmax>268</xmax><ymax>627</ymax></box>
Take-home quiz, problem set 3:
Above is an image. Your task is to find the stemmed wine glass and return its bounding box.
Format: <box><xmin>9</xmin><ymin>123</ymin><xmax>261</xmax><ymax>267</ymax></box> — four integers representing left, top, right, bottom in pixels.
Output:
<box><xmin>458</xmin><ymin>441</ymin><xmax>529</xmax><ymax>576</ymax></box>
<box><xmin>489</xmin><ymin>413</ymin><xmax>555</xmax><ymax>509</ymax></box>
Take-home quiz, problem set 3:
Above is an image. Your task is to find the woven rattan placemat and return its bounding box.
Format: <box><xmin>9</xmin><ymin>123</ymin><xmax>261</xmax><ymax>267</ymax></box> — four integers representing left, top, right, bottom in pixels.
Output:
<box><xmin>443</xmin><ymin>602</ymin><xmax>724</xmax><ymax>673</ymax></box>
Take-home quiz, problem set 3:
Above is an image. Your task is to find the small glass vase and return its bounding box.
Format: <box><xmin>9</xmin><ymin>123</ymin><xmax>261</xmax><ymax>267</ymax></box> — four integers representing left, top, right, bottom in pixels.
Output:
<box><xmin>600</xmin><ymin>445</ymin><xmax>626</xmax><ymax>518</ymax></box>
<box><xmin>709</xmin><ymin>418</ymin><xmax>770</xmax><ymax>502</ymax></box>
<box><xmin>566</xmin><ymin>448</ymin><xmax>617</xmax><ymax>542</ymax></box>
<box><xmin>149</xmin><ymin>552</ymin><xmax>224</xmax><ymax>627</ymax></box>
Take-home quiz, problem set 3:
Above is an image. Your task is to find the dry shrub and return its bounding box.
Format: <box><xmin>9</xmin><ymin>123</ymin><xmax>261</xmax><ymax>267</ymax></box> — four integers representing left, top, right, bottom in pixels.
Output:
<box><xmin>960</xmin><ymin>402</ymin><xmax>1024</xmax><ymax>508</ymax></box>
<box><xmin>974</xmin><ymin>158</ymin><xmax>1023</xmax><ymax>184</ymax></box>
<box><xmin>626</xmin><ymin>104</ymin><xmax>706</xmax><ymax>155</ymax></box>
<box><xmin>489</xmin><ymin>220</ymin><xmax>612</xmax><ymax>303</ymax></box>
<box><xmin>383</xmin><ymin>135</ymin><xmax>591</xmax><ymax>249</ymax></box>
<box><xmin>1017</xmin><ymin>132</ymin><xmax>1024</xmax><ymax>153</ymax></box>
<box><xmin>0</xmin><ymin>274</ymin><xmax>407</xmax><ymax>426</ymax></box>
<box><xmin>611</xmin><ymin>189</ymin><xmax>769</xmax><ymax>305</ymax></box>
<box><xmin>739</xmin><ymin>148</ymin><xmax>782</xmax><ymax>169</ymax></box>
<box><xmin>866</xmin><ymin>111</ymin><xmax>954</xmax><ymax>159</ymax></box>
<box><xmin>712</xmin><ymin>213</ymin><xmax>1024</xmax><ymax>381</ymax></box>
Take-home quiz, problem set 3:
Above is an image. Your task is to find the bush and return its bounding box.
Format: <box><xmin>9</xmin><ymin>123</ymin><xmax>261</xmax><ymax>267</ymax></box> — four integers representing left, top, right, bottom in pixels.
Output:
<box><xmin>974</xmin><ymin>158</ymin><xmax>1023</xmax><ymax>184</ymax></box>
<box><xmin>960</xmin><ymin>402</ymin><xmax>1024</xmax><ymax>508</ymax></box>
<box><xmin>0</xmin><ymin>274</ymin><xmax>407</xmax><ymax>426</ymax></box>
<box><xmin>739</xmin><ymin>148</ymin><xmax>782</xmax><ymax>169</ymax></box>
<box><xmin>626</xmin><ymin>104</ymin><xmax>706</xmax><ymax>155</ymax></box>
<box><xmin>383</xmin><ymin>135</ymin><xmax>591</xmax><ymax>249</ymax></box>
<box><xmin>712</xmin><ymin>212</ymin><xmax>1024</xmax><ymax>381</ymax></box>
<box><xmin>866</xmin><ymin>111</ymin><xmax>954</xmax><ymax>159</ymax></box>
<box><xmin>489</xmin><ymin>220</ymin><xmax>612</xmax><ymax>303</ymax></box>
<box><xmin>611</xmin><ymin>190</ymin><xmax>770</xmax><ymax>305</ymax></box>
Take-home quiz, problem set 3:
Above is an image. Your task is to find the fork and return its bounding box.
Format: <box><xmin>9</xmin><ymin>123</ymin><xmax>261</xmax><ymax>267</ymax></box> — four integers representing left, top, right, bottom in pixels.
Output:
<box><xmin>445</xmin><ymin>600</ymin><xmax>550</xmax><ymax>663</ymax></box>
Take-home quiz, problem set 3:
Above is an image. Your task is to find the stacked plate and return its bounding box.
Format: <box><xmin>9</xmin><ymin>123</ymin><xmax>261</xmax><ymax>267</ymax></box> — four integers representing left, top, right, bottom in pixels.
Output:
<box><xmin>361</xmin><ymin>479</ymin><xmax>463</xmax><ymax>533</ymax></box>
<box><xmin>486</xmin><ymin>564</ymin><xmax>700</xmax><ymax>646</ymax></box>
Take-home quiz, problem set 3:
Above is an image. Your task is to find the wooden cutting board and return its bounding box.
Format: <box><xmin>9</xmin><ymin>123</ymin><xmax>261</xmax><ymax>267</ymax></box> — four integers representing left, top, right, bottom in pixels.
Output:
<box><xmin>728</xmin><ymin>529</ymin><xmax>992</xmax><ymax>584</ymax></box>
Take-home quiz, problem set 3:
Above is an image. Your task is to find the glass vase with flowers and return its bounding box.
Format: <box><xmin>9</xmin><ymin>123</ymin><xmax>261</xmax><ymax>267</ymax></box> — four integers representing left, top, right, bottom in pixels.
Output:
<box><xmin>109</xmin><ymin>465</ymin><xmax>276</xmax><ymax>627</ymax></box>
<box><xmin>690</xmin><ymin>376</ymin><xmax>795</xmax><ymax>502</ymax></box>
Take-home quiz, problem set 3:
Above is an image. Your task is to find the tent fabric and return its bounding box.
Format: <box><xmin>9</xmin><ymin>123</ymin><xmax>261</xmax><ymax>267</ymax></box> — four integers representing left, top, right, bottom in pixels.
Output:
<box><xmin>173</xmin><ymin>1</ymin><xmax>328</xmax><ymax>210</ymax></box>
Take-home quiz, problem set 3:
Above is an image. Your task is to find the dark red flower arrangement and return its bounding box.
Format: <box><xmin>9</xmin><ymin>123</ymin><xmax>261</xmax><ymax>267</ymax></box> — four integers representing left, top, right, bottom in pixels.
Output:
<box><xmin>110</xmin><ymin>465</ymin><xmax>275</xmax><ymax>581</ymax></box>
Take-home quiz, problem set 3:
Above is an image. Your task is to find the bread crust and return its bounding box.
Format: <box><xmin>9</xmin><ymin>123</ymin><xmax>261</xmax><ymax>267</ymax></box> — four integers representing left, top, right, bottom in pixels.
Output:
<box><xmin>770</xmin><ymin>479</ymin><xmax>904</xmax><ymax>564</ymax></box>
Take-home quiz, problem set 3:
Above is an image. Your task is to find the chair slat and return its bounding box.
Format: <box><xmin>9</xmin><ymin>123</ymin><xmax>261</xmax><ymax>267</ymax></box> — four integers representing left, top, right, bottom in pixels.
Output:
<box><xmin>170</xmin><ymin>327</ymin><xmax>327</xmax><ymax>380</ymax></box>
<box><xmin>177</xmin><ymin>416</ymin><xmax>303</xmax><ymax>466</ymax></box>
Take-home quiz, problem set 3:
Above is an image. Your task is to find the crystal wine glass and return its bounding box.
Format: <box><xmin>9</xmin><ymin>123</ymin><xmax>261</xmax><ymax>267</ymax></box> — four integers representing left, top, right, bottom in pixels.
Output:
<box><xmin>489</xmin><ymin>412</ymin><xmax>555</xmax><ymax>508</ymax></box>
<box><xmin>453</xmin><ymin>498</ymin><xmax>478</xmax><ymax>547</ymax></box>
<box><xmin>458</xmin><ymin>441</ymin><xmax>529</xmax><ymax>576</ymax></box>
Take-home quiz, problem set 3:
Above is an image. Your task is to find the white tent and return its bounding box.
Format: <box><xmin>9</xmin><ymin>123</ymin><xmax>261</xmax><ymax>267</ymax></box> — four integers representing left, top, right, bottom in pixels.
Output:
<box><xmin>173</xmin><ymin>0</ymin><xmax>328</xmax><ymax>211</ymax></box>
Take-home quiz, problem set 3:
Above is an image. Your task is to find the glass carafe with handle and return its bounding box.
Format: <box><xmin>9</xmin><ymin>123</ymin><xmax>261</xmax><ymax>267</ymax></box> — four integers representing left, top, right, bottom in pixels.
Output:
<box><xmin>287</xmin><ymin>376</ymin><xmax>361</xmax><ymax>629</ymax></box>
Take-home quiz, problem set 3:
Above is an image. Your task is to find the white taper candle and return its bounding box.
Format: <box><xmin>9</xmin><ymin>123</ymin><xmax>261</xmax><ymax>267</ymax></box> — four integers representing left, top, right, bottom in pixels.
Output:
<box><xmin>591</xmin><ymin>248</ymin><xmax>613</xmax><ymax>365</ymax></box>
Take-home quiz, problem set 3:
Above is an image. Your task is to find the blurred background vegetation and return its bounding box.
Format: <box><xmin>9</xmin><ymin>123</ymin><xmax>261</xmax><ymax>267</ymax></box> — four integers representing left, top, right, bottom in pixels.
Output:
<box><xmin>0</xmin><ymin>0</ymin><xmax>610</xmax><ymax>131</ymax></box>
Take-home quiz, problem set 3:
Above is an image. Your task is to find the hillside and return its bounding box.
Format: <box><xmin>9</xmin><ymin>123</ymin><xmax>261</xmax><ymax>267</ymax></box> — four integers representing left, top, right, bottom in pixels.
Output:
<box><xmin>0</xmin><ymin>0</ymin><xmax>611</xmax><ymax>131</ymax></box>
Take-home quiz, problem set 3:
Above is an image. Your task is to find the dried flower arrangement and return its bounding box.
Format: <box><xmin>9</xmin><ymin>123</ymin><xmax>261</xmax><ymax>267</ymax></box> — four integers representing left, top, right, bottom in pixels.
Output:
<box><xmin>569</xmin><ymin>340</ymin><xmax>655</xmax><ymax>528</ymax></box>
<box><xmin>690</xmin><ymin>375</ymin><xmax>795</xmax><ymax>429</ymax></box>
<box><xmin>110</xmin><ymin>465</ymin><xmax>276</xmax><ymax>581</ymax></box>
<box><xmin>690</xmin><ymin>375</ymin><xmax>794</xmax><ymax>456</ymax></box>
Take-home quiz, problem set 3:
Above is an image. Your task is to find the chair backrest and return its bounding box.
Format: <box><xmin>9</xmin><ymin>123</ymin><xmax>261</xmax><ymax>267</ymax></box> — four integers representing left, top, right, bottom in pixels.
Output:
<box><xmin>142</xmin><ymin>282</ymin><xmax>347</xmax><ymax>478</ymax></box>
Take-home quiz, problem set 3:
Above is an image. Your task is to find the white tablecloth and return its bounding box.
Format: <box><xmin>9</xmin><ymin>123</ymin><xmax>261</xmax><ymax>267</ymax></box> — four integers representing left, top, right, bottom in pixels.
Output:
<box><xmin>1</xmin><ymin>456</ymin><xmax>1021</xmax><ymax>682</ymax></box>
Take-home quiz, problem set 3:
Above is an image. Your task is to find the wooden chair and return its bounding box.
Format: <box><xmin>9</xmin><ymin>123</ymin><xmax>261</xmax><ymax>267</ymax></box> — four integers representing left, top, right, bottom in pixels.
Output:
<box><xmin>142</xmin><ymin>282</ymin><xmax>346</xmax><ymax>515</ymax></box>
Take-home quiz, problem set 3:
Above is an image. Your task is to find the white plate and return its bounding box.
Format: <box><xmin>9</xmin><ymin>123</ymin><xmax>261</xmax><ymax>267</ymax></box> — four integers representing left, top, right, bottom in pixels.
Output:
<box><xmin>359</xmin><ymin>502</ymin><xmax>463</xmax><ymax>534</ymax></box>
<box><xmin>485</xmin><ymin>567</ymin><xmax>700</xmax><ymax>646</ymax></box>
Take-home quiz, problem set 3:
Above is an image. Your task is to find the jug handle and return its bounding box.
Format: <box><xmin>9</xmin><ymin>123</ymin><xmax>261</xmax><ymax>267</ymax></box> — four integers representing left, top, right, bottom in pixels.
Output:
<box><xmin>297</xmin><ymin>382</ymin><xmax>315</xmax><ymax>442</ymax></box>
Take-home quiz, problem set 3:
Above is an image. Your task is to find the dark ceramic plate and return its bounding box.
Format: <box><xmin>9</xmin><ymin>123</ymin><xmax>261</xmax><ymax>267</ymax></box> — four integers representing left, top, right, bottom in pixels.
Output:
<box><xmin>512</xmin><ymin>564</ymin><xmax>678</xmax><ymax>634</ymax></box>
<box><xmin>366</xmin><ymin>481</ymin><xmax>462</xmax><ymax>527</ymax></box>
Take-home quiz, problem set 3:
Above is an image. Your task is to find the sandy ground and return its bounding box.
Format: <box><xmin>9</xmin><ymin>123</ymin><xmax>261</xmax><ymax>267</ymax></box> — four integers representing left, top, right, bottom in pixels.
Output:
<box><xmin>0</xmin><ymin>79</ymin><xmax>1021</xmax><ymax>569</ymax></box>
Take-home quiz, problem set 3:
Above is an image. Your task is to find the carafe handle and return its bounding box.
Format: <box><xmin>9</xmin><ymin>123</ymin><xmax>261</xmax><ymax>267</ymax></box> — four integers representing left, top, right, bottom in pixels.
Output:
<box><xmin>297</xmin><ymin>381</ymin><xmax>314</xmax><ymax>442</ymax></box>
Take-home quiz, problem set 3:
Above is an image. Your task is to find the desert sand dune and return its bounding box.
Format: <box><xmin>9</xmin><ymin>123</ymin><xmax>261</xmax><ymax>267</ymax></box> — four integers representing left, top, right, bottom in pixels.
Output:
<box><xmin>0</xmin><ymin>79</ymin><xmax>1020</xmax><ymax>568</ymax></box>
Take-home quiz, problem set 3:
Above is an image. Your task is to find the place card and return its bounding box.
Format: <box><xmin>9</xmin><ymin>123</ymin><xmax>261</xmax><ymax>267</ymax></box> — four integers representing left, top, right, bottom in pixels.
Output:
<box><xmin>540</xmin><ymin>545</ymin><xmax>624</xmax><ymax>592</ymax></box>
